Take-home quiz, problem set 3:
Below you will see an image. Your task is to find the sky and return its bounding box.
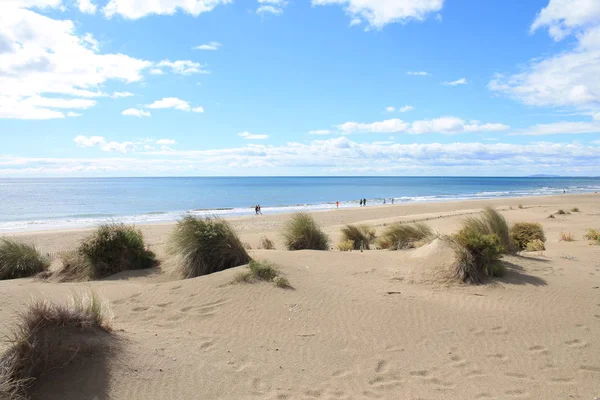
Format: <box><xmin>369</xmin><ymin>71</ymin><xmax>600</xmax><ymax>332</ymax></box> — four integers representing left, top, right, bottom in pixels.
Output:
<box><xmin>1</xmin><ymin>0</ymin><xmax>600</xmax><ymax>177</ymax></box>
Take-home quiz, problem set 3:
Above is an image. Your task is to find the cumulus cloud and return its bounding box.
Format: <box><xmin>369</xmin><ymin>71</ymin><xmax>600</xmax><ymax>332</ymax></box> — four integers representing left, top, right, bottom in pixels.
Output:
<box><xmin>256</xmin><ymin>0</ymin><xmax>286</xmax><ymax>14</ymax></box>
<box><xmin>312</xmin><ymin>0</ymin><xmax>444</xmax><ymax>29</ymax></box>
<box><xmin>67</xmin><ymin>112</ymin><xmax>82</xmax><ymax>117</ymax></box>
<box><xmin>112</xmin><ymin>92</ymin><xmax>134</xmax><ymax>98</ymax></box>
<box><xmin>385</xmin><ymin>106</ymin><xmax>395</xmax><ymax>112</ymax></box>
<box><xmin>238</xmin><ymin>131</ymin><xmax>269</xmax><ymax>140</ymax></box>
<box><xmin>156</xmin><ymin>60</ymin><xmax>209</xmax><ymax>75</ymax></box>
<box><xmin>530</xmin><ymin>0</ymin><xmax>600</xmax><ymax>41</ymax></box>
<box><xmin>193</xmin><ymin>41</ymin><xmax>222</xmax><ymax>51</ymax></box>
<box><xmin>73</xmin><ymin>136</ymin><xmax>176</xmax><ymax>153</ymax></box>
<box><xmin>399</xmin><ymin>105</ymin><xmax>415</xmax><ymax>112</ymax></box>
<box><xmin>156</xmin><ymin>139</ymin><xmax>176</xmax><ymax>145</ymax></box>
<box><xmin>77</xmin><ymin>0</ymin><xmax>97</xmax><ymax>14</ymax></box>
<box><xmin>192</xmin><ymin>106</ymin><xmax>205</xmax><ymax>113</ymax></box>
<box><xmin>308</xmin><ymin>129</ymin><xmax>332</xmax><ymax>135</ymax></box>
<box><xmin>145</xmin><ymin>98</ymin><xmax>190</xmax><ymax>112</ymax></box>
<box><xmin>336</xmin><ymin>117</ymin><xmax>509</xmax><ymax>134</ymax></box>
<box><xmin>74</xmin><ymin>135</ymin><xmax>106</xmax><ymax>147</ymax></box>
<box><xmin>442</xmin><ymin>78</ymin><xmax>467</xmax><ymax>86</ymax></box>
<box><xmin>103</xmin><ymin>0</ymin><xmax>232</xmax><ymax>19</ymax></box>
<box><xmin>512</xmin><ymin>120</ymin><xmax>600</xmax><ymax>136</ymax></box>
<box><xmin>122</xmin><ymin>108</ymin><xmax>151</xmax><ymax>117</ymax></box>
<box><xmin>407</xmin><ymin>71</ymin><xmax>430</xmax><ymax>76</ymax></box>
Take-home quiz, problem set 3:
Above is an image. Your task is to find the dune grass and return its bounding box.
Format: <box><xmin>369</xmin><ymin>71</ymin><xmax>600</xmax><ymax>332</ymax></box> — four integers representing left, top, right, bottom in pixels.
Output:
<box><xmin>0</xmin><ymin>238</ymin><xmax>50</xmax><ymax>281</ymax></box>
<box><xmin>559</xmin><ymin>232</ymin><xmax>574</xmax><ymax>242</ymax></box>
<box><xmin>233</xmin><ymin>260</ymin><xmax>291</xmax><ymax>289</ymax></box>
<box><xmin>282</xmin><ymin>213</ymin><xmax>330</xmax><ymax>251</ymax></box>
<box><xmin>571</xmin><ymin>207</ymin><xmax>580</xmax><ymax>212</ymax></box>
<box><xmin>556</xmin><ymin>209</ymin><xmax>567</xmax><ymax>215</ymax></box>
<box><xmin>461</xmin><ymin>207</ymin><xmax>513</xmax><ymax>254</ymax></box>
<box><xmin>583</xmin><ymin>228</ymin><xmax>600</xmax><ymax>243</ymax></box>
<box><xmin>378</xmin><ymin>222</ymin><xmax>433</xmax><ymax>250</ymax></box>
<box><xmin>449</xmin><ymin>227</ymin><xmax>505</xmax><ymax>284</ymax></box>
<box><xmin>169</xmin><ymin>215</ymin><xmax>250</xmax><ymax>279</ymax></box>
<box><xmin>0</xmin><ymin>293</ymin><xmax>112</xmax><ymax>399</ymax></box>
<box><xmin>56</xmin><ymin>251</ymin><xmax>92</xmax><ymax>282</ymax></box>
<box><xmin>547</xmin><ymin>214</ymin><xmax>555</xmax><ymax>219</ymax></box>
<box><xmin>510</xmin><ymin>222</ymin><xmax>546</xmax><ymax>252</ymax></box>
<box><xmin>518</xmin><ymin>204</ymin><xmax>524</xmax><ymax>209</ymax></box>
<box><xmin>336</xmin><ymin>239</ymin><xmax>354</xmax><ymax>252</ymax></box>
<box><xmin>525</xmin><ymin>239</ymin><xmax>546</xmax><ymax>252</ymax></box>
<box><xmin>259</xmin><ymin>236</ymin><xmax>275</xmax><ymax>250</ymax></box>
<box><xmin>340</xmin><ymin>224</ymin><xmax>376</xmax><ymax>250</ymax></box>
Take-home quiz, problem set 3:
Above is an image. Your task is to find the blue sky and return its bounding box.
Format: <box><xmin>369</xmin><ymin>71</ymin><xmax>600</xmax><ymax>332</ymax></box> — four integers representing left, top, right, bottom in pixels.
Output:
<box><xmin>1</xmin><ymin>0</ymin><xmax>599</xmax><ymax>176</ymax></box>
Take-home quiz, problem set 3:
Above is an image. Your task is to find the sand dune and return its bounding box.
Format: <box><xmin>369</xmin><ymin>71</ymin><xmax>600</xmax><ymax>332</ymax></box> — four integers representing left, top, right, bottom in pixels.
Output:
<box><xmin>1</xmin><ymin>194</ymin><xmax>599</xmax><ymax>399</ymax></box>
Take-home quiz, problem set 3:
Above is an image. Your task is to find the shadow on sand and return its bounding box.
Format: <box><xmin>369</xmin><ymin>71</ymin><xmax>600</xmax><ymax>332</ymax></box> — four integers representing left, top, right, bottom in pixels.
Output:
<box><xmin>495</xmin><ymin>261</ymin><xmax>547</xmax><ymax>287</ymax></box>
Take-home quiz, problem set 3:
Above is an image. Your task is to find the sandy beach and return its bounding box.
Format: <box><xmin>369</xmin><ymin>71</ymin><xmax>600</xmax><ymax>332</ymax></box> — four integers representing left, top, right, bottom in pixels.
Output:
<box><xmin>1</xmin><ymin>193</ymin><xmax>599</xmax><ymax>399</ymax></box>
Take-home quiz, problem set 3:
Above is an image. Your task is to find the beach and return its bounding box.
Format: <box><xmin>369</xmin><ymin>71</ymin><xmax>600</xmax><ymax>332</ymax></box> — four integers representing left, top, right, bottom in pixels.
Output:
<box><xmin>1</xmin><ymin>193</ymin><xmax>600</xmax><ymax>399</ymax></box>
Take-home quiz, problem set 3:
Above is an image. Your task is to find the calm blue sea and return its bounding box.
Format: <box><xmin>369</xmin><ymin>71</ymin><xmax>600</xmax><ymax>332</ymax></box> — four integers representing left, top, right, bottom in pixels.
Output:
<box><xmin>1</xmin><ymin>177</ymin><xmax>599</xmax><ymax>232</ymax></box>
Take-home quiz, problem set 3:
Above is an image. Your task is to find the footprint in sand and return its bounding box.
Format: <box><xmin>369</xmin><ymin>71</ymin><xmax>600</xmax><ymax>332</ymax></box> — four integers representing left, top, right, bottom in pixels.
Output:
<box><xmin>132</xmin><ymin>306</ymin><xmax>149</xmax><ymax>312</ymax></box>
<box><xmin>491</xmin><ymin>326</ymin><xmax>509</xmax><ymax>335</ymax></box>
<box><xmin>505</xmin><ymin>372</ymin><xmax>530</xmax><ymax>381</ymax></box>
<box><xmin>528</xmin><ymin>345</ymin><xmax>549</xmax><ymax>354</ymax></box>
<box><xmin>487</xmin><ymin>353</ymin><xmax>509</xmax><ymax>362</ymax></box>
<box><xmin>548</xmin><ymin>377</ymin><xmax>575</xmax><ymax>384</ymax></box>
<box><xmin>579</xmin><ymin>365</ymin><xmax>600</xmax><ymax>373</ymax></box>
<box><xmin>504</xmin><ymin>389</ymin><xmax>530</xmax><ymax>398</ymax></box>
<box><xmin>564</xmin><ymin>339</ymin><xmax>589</xmax><ymax>348</ymax></box>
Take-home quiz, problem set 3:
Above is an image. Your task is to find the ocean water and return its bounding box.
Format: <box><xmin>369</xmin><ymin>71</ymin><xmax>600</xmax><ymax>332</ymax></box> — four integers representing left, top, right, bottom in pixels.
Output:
<box><xmin>0</xmin><ymin>177</ymin><xmax>599</xmax><ymax>232</ymax></box>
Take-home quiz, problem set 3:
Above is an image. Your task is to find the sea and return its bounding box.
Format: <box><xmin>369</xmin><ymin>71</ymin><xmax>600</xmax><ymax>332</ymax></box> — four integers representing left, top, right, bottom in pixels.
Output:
<box><xmin>0</xmin><ymin>177</ymin><xmax>599</xmax><ymax>232</ymax></box>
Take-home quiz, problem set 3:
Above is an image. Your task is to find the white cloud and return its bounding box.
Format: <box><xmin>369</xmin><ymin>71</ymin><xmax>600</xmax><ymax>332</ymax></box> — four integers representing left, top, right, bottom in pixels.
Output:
<box><xmin>122</xmin><ymin>108</ymin><xmax>151</xmax><ymax>117</ymax></box>
<box><xmin>67</xmin><ymin>112</ymin><xmax>82</xmax><ymax>117</ymax></box>
<box><xmin>77</xmin><ymin>0</ymin><xmax>97</xmax><ymax>14</ymax></box>
<box><xmin>112</xmin><ymin>91</ymin><xmax>134</xmax><ymax>98</ymax></box>
<box><xmin>407</xmin><ymin>71</ymin><xmax>430</xmax><ymax>76</ymax></box>
<box><xmin>0</xmin><ymin>4</ymin><xmax>153</xmax><ymax>120</ymax></box>
<box><xmin>337</xmin><ymin>117</ymin><xmax>508</xmax><ymax>134</ymax></box>
<box><xmin>257</xmin><ymin>5</ymin><xmax>283</xmax><ymax>14</ymax></box>
<box><xmin>308</xmin><ymin>129</ymin><xmax>332</xmax><ymax>135</ymax></box>
<box><xmin>512</xmin><ymin>120</ymin><xmax>600</xmax><ymax>136</ymax></box>
<box><xmin>149</xmin><ymin>68</ymin><xmax>165</xmax><ymax>75</ymax></box>
<box><xmin>146</xmin><ymin>98</ymin><xmax>191</xmax><ymax>111</ymax></box>
<box><xmin>530</xmin><ymin>0</ymin><xmax>600</xmax><ymax>41</ymax></box>
<box><xmin>156</xmin><ymin>60</ymin><xmax>209</xmax><ymax>75</ymax></box>
<box><xmin>103</xmin><ymin>0</ymin><xmax>231</xmax><ymax>19</ymax></box>
<box><xmin>73</xmin><ymin>135</ymin><xmax>136</xmax><ymax>153</ymax></box>
<box><xmin>442</xmin><ymin>78</ymin><xmax>467</xmax><ymax>86</ymax></box>
<box><xmin>349</xmin><ymin>18</ymin><xmax>361</xmax><ymax>26</ymax></box>
<box><xmin>192</xmin><ymin>106</ymin><xmax>205</xmax><ymax>113</ymax></box>
<box><xmin>399</xmin><ymin>105</ymin><xmax>415</xmax><ymax>112</ymax></box>
<box><xmin>74</xmin><ymin>135</ymin><xmax>106</xmax><ymax>147</ymax></box>
<box><xmin>156</xmin><ymin>139</ymin><xmax>176</xmax><ymax>145</ymax></box>
<box><xmin>238</xmin><ymin>131</ymin><xmax>269</xmax><ymax>140</ymax></box>
<box><xmin>193</xmin><ymin>41</ymin><xmax>222</xmax><ymax>51</ymax></box>
<box><xmin>312</xmin><ymin>0</ymin><xmax>444</xmax><ymax>29</ymax></box>
<box><xmin>385</xmin><ymin>106</ymin><xmax>395</xmax><ymax>112</ymax></box>
<box><xmin>102</xmin><ymin>141</ymin><xmax>136</xmax><ymax>153</ymax></box>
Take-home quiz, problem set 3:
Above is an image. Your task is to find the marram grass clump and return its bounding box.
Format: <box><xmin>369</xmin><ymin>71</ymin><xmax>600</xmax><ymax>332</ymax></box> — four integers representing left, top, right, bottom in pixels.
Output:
<box><xmin>259</xmin><ymin>236</ymin><xmax>275</xmax><ymax>250</ymax></box>
<box><xmin>0</xmin><ymin>238</ymin><xmax>50</xmax><ymax>281</ymax></box>
<box><xmin>378</xmin><ymin>222</ymin><xmax>433</xmax><ymax>250</ymax></box>
<box><xmin>336</xmin><ymin>240</ymin><xmax>354</xmax><ymax>252</ymax></box>
<box><xmin>233</xmin><ymin>260</ymin><xmax>291</xmax><ymax>289</ymax></box>
<box><xmin>449</xmin><ymin>227</ymin><xmax>505</xmax><ymax>284</ymax></box>
<box><xmin>282</xmin><ymin>213</ymin><xmax>330</xmax><ymax>251</ymax></box>
<box><xmin>583</xmin><ymin>228</ymin><xmax>600</xmax><ymax>243</ymax></box>
<box><xmin>510</xmin><ymin>222</ymin><xmax>546</xmax><ymax>252</ymax></box>
<box><xmin>559</xmin><ymin>232</ymin><xmax>574</xmax><ymax>242</ymax></box>
<box><xmin>461</xmin><ymin>207</ymin><xmax>513</xmax><ymax>254</ymax></box>
<box><xmin>525</xmin><ymin>239</ymin><xmax>546</xmax><ymax>252</ymax></box>
<box><xmin>169</xmin><ymin>215</ymin><xmax>250</xmax><ymax>278</ymax></box>
<box><xmin>0</xmin><ymin>293</ymin><xmax>112</xmax><ymax>399</ymax></box>
<box><xmin>340</xmin><ymin>224</ymin><xmax>376</xmax><ymax>250</ymax></box>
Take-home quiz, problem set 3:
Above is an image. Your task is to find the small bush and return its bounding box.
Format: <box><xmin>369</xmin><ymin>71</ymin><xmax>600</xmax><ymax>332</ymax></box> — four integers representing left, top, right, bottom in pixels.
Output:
<box><xmin>340</xmin><ymin>224</ymin><xmax>376</xmax><ymax>250</ymax></box>
<box><xmin>450</xmin><ymin>228</ymin><xmax>504</xmax><ymax>284</ymax></box>
<box><xmin>525</xmin><ymin>239</ymin><xmax>546</xmax><ymax>252</ymax></box>
<box><xmin>232</xmin><ymin>260</ymin><xmax>291</xmax><ymax>289</ymax></box>
<box><xmin>510</xmin><ymin>222</ymin><xmax>546</xmax><ymax>252</ymax></box>
<box><xmin>259</xmin><ymin>236</ymin><xmax>275</xmax><ymax>250</ymax></box>
<box><xmin>461</xmin><ymin>207</ymin><xmax>513</xmax><ymax>253</ymax></box>
<box><xmin>0</xmin><ymin>293</ymin><xmax>112</xmax><ymax>399</ymax></box>
<box><xmin>583</xmin><ymin>228</ymin><xmax>600</xmax><ymax>242</ymax></box>
<box><xmin>0</xmin><ymin>238</ymin><xmax>49</xmax><ymax>280</ymax></box>
<box><xmin>337</xmin><ymin>240</ymin><xmax>354</xmax><ymax>252</ymax></box>
<box><xmin>556</xmin><ymin>209</ymin><xmax>566</xmax><ymax>215</ymax></box>
<box><xmin>571</xmin><ymin>207</ymin><xmax>580</xmax><ymax>212</ymax></box>
<box><xmin>378</xmin><ymin>223</ymin><xmax>432</xmax><ymax>250</ymax></box>
<box><xmin>273</xmin><ymin>276</ymin><xmax>291</xmax><ymax>289</ymax></box>
<box><xmin>78</xmin><ymin>224</ymin><xmax>156</xmax><ymax>279</ymax></box>
<box><xmin>547</xmin><ymin>214</ymin><xmax>555</xmax><ymax>219</ymax></box>
<box><xmin>282</xmin><ymin>213</ymin><xmax>330</xmax><ymax>251</ymax></box>
<box><xmin>168</xmin><ymin>215</ymin><xmax>250</xmax><ymax>278</ymax></box>
<box><xmin>518</xmin><ymin>204</ymin><xmax>524</xmax><ymax>209</ymax></box>
<box><xmin>559</xmin><ymin>232</ymin><xmax>574</xmax><ymax>242</ymax></box>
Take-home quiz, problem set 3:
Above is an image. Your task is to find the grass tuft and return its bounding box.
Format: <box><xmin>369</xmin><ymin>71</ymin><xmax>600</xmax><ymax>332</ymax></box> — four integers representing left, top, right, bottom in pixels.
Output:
<box><xmin>282</xmin><ymin>213</ymin><xmax>330</xmax><ymax>251</ymax></box>
<box><xmin>510</xmin><ymin>222</ymin><xmax>546</xmax><ymax>252</ymax></box>
<box><xmin>461</xmin><ymin>207</ymin><xmax>513</xmax><ymax>254</ymax></box>
<box><xmin>449</xmin><ymin>227</ymin><xmax>505</xmax><ymax>284</ymax></box>
<box><xmin>378</xmin><ymin>223</ymin><xmax>432</xmax><ymax>250</ymax></box>
<box><xmin>259</xmin><ymin>236</ymin><xmax>275</xmax><ymax>250</ymax></box>
<box><xmin>571</xmin><ymin>207</ymin><xmax>580</xmax><ymax>212</ymax></box>
<box><xmin>232</xmin><ymin>260</ymin><xmax>291</xmax><ymax>289</ymax></box>
<box><xmin>0</xmin><ymin>293</ymin><xmax>112</xmax><ymax>399</ymax></box>
<box><xmin>336</xmin><ymin>240</ymin><xmax>354</xmax><ymax>252</ymax></box>
<box><xmin>559</xmin><ymin>232</ymin><xmax>574</xmax><ymax>242</ymax></box>
<box><xmin>525</xmin><ymin>239</ymin><xmax>546</xmax><ymax>252</ymax></box>
<box><xmin>547</xmin><ymin>214</ymin><xmax>555</xmax><ymax>219</ymax></box>
<box><xmin>583</xmin><ymin>228</ymin><xmax>600</xmax><ymax>242</ymax></box>
<box><xmin>0</xmin><ymin>238</ymin><xmax>49</xmax><ymax>281</ymax></box>
<box><xmin>340</xmin><ymin>225</ymin><xmax>376</xmax><ymax>250</ymax></box>
<box><xmin>556</xmin><ymin>209</ymin><xmax>567</xmax><ymax>215</ymax></box>
<box><xmin>56</xmin><ymin>251</ymin><xmax>92</xmax><ymax>282</ymax></box>
<box><xmin>168</xmin><ymin>215</ymin><xmax>250</xmax><ymax>279</ymax></box>
<box><xmin>273</xmin><ymin>276</ymin><xmax>291</xmax><ymax>289</ymax></box>
<box><xmin>518</xmin><ymin>204</ymin><xmax>524</xmax><ymax>209</ymax></box>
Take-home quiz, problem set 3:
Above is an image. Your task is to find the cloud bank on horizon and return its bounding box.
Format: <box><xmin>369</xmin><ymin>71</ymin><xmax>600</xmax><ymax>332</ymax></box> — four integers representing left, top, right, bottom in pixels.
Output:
<box><xmin>0</xmin><ymin>0</ymin><xmax>599</xmax><ymax>176</ymax></box>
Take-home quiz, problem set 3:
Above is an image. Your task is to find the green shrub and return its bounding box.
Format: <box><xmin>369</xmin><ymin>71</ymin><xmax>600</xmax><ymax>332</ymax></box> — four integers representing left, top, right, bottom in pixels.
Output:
<box><xmin>461</xmin><ymin>207</ymin><xmax>513</xmax><ymax>254</ymax></box>
<box><xmin>378</xmin><ymin>222</ymin><xmax>432</xmax><ymax>250</ymax></box>
<box><xmin>56</xmin><ymin>251</ymin><xmax>92</xmax><ymax>282</ymax></box>
<box><xmin>556</xmin><ymin>209</ymin><xmax>566</xmax><ymax>215</ymax></box>
<box><xmin>510</xmin><ymin>222</ymin><xmax>546</xmax><ymax>251</ymax></box>
<box><xmin>451</xmin><ymin>228</ymin><xmax>505</xmax><ymax>284</ymax></box>
<box><xmin>0</xmin><ymin>238</ymin><xmax>49</xmax><ymax>280</ymax></box>
<box><xmin>169</xmin><ymin>216</ymin><xmax>250</xmax><ymax>278</ymax></box>
<box><xmin>583</xmin><ymin>228</ymin><xmax>600</xmax><ymax>242</ymax></box>
<box><xmin>0</xmin><ymin>293</ymin><xmax>112</xmax><ymax>399</ymax></box>
<box><xmin>340</xmin><ymin>224</ymin><xmax>376</xmax><ymax>250</ymax></box>
<box><xmin>273</xmin><ymin>276</ymin><xmax>291</xmax><ymax>289</ymax></box>
<box><xmin>282</xmin><ymin>213</ymin><xmax>330</xmax><ymax>251</ymax></box>
<box><xmin>336</xmin><ymin>239</ymin><xmax>354</xmax><ymax>252</ymax></box>
<box><xmin>232</xmin><ymin>260</ymin><xmax>291</xmax><ymax>289</ymax></box>
<box><xmin>571</xmin><ymin>207</ymin><xmax>580</xmax><ymax>212</ymax></box>
<box><xmin>547</xmin><ymin>214</ymin><xmax>555</xmax><ymax>219</ymax></box>
<box><xmin>78</xmin><ymin>224</ymin><xmax>156</xmax><ymax>279</ymax></box>
<box><xmin>259</xmin><ymin>236</ymin><xmax>275</xmax><ymax>250</ymax></box>
<box><xmin>525</xmin><ymin>239</ymin><xmax>546</xmax><ymax>251</ymax></box>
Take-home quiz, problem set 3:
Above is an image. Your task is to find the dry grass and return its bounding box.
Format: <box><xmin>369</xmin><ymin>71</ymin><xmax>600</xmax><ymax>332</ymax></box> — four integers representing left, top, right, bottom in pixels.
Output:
<box><xmin>0</xmin><ymin>239</ymin><xmax>49</xmax><ymax>281</ymax></box>
<box><xmin>547</xmin><ymin>214</ymin><xmax>555</xmax><ymax>219</ymax></box>
<box><xmin>518</xmin><ymin>204</ymin><xmax>524</xmax><ymax>209</ymax></box>
<box><xmin>336</xmin><ymin>240</ymin><xmax>354</xmax><ymax>252</ymax></box>
<box><xmin>583</xmin><ymin>228</ymin><xmax>600</xmax><ymax>243</ymax></box>
<box><xmin>282</xmin><ymin>213</ymin><xmax>330</xmax><ymax>251</ymax></box>
<box><xmin>259</xmin><ymin>236</ymin><xmax>275</xmax><ymax>250</ymax></box>
<box><xmin>55</xmin><ymin>251</ymin><xmax>91</xmax><ymax>282</ymax></box>
<box><xmin>378</xmin><ymin>223</ymin><xmax>433</xmax><ymax>250</ymax></box>
<box><xmin>559</xmin><ymin>232</ymin><xmax>575</xmax><ymax>242</ymax></box>
<box><xmin>448</xmin><ymin>227</ymin><xmax>505</xmax><ymax>284</ymax></box>
<box><xmin>461</xmin><ymin>207</ymin><xmax>514</xmax><ymax>254</ymax></box>
<box><xmin>168</xmin><ymin>215</ymin><xmax>250</xmax><ymax>279</ymax></box>
<box><xmin>0</xmin><ymin>293</ymin><xmax>112</xmax><ymax>399</ymax></box>
<box><xmin>273</xmin><ymin>276</ymin><xmax>291</xmax><ymax>289</ymax></box>
<box><xmin>510</xmin><ymin>222</ymin><xmax>546</xmax><ymax>252</ymax></box>
<box><xmin>525</xmin><ymin>239</ymin><xmax>546</xmax><ymax>252</ymax></box>
<box><xmin>340</xmin><ymin>225</ymin><xmax>376</xmax><ymax>250</ymax></box>
<box><xmin>232</xmin><ymin>260</ymin><xmax>291</xmax><ymax>289</ymax></box>
<box><xmin>571</xmin><ymin>207</ymin><xmax>580</xmax><ymax>212</ymax></box>
<box><xmin>556</xmin><ymin>209</ymin><xmax>567</xmax><ymax>215</ymax></box>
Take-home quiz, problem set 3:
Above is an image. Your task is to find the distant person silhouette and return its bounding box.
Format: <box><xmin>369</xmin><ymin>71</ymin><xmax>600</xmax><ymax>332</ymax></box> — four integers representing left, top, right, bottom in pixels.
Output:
<box><xmin>363</xmin><ymin>198</ymin><xmax>367</xmax><ymax>207</ymax></box>
<box><xmin>336</xmin><ymin>201</ymin><xmax>339</xmax><ymax>209</ymax></box>
<box><xmin>359</xmin><ymin>199</ymin><xmax>363</xmax><ymax>207</ymax></box>
<box><xmin>391</xmin><ymin>198</ymin><xmax>394</xmax><ymax>205</ymax></box>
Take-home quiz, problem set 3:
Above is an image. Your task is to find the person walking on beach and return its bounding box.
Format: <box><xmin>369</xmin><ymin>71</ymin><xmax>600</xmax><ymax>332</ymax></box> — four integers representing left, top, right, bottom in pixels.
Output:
<box><xmin>258</xmin><ymin>205</ymin><xmax>262</xmax><ymax>215</ymax></box>
<box><xmin>336</xmin><ymin>201</ymin><xmax>339</xmax><ymax>209</ymax></box>
<box><xmin>391</xmin><ymin>198</ymin><xmax>394</xmax><ymax>205</ymax></box>
<box><xmin>359</xmin><ymin>199</ymin><xmax>363</xmax><ymax>207</ymax></box>
<box><xmin>383</xmin><ymin>198</ymin><xmax>386</xmax><ymax>205</ymax></box>
<box><xmin>255</xmin><ymin>205</ymin><xmax>259</xmax><ymax>215</ymax></box>
<box><xmin>363</xmin><ymin>198</ymin><xmax>367</xmax><ymax>207</ymax></box>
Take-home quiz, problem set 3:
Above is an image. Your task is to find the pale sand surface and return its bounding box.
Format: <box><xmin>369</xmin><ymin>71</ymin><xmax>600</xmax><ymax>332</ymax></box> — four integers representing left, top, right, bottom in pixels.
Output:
<box><xmin>1</xmin><ymin>193</ymin><xmax>599</xmax><ymax>399</ymax></box>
